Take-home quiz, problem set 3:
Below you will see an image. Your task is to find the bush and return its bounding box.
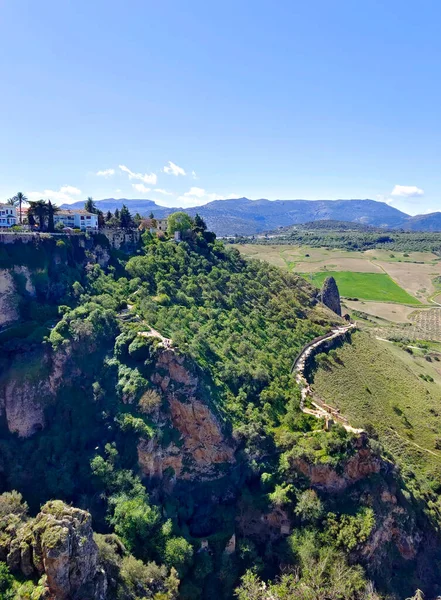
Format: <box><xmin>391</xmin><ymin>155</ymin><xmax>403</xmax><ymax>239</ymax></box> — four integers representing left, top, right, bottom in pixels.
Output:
<box><xmin>163</xmin><ymin>537</ymin><xmax>194</xmax><ymax>577</ymax></box>
<box><xmin>138</xmin><ymin>389</ymin><xmax>162</xmax><ymax>415</ymax></box>
<box><xmin>0</xmin><ymin>491</ymin><xmax>28</xmax><ymax>520</ymax></box>
<box><xmin>294</xmin><ymin>489</ymin><xmax>324</xmax><ymax>523</ymax></box>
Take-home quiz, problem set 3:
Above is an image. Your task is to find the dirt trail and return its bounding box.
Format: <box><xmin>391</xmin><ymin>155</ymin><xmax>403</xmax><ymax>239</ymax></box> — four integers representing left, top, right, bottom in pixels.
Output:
<box><xmin>292</xmin><ymin>324</ymin><xmax>363</xmax><ymax>433</ymax></box>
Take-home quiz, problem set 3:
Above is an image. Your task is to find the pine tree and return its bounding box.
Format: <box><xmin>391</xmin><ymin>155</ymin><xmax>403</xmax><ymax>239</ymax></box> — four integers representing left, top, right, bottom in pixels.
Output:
<box><xmin>120</xmin><ymin>205</ymin><xmax>134</xmax><ymax>229</ymax></box>
<box><xmin>47</xmin><ymin>200</ymin><xmax>57</xmax><ymax>232</ymax></box>
<box><xmin>85</xmin><ymin>197</ymin><xmax>97</xmax><ymax>213</ymax></box>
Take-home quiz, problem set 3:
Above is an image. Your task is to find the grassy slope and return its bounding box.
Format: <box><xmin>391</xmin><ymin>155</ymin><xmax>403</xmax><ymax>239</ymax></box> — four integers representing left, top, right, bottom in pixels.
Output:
<box><xmin>312</xmin><ymin>331</ymin><xmax>441</xmax><ymax>482</ymax></box>
<box><xmin>305</xmin><ymin>271</ymin><xmax>421</xmax><ymax>304</ymax></box>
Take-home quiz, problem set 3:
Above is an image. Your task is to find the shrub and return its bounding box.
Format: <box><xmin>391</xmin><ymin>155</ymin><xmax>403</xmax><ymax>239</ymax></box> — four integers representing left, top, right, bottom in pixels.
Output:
<box><xmin>138</xmin><ymin>389</ymin><xmax>162</xmax><ymax>415</ymax></box>
<box><xmin>0</xmin><ymin>491</ymin><xmax>28</xmax><ymax>520</ymax></box>
<box><xmin>295</xmin><ymin>489</ymin><xmax>324</xmax><ymax>523</ymax></box>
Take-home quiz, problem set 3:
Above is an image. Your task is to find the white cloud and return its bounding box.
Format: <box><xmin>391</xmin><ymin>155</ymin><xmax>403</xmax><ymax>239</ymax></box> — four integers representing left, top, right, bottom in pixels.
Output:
<box><xmin>96</xmin><ymin>168</ymin><xmax>115</xmax><ymax>177</ymax></box>
<box><xmin>132</xmin><ymin>183</ymin><xmax>151</xmax><ymax>194</ymax></box>
<box><xmin>154</xmin><ymin>188</ymin><xmax>173</xmax><ymax>195</ymax></box>
<box><xmin>184</xmin><ymin>187</ymin><xmax>206</xmax><ymax>198</ymax></box>
<box><xmin>176</xmin><ymin>187</ymin><xmax>237</xmax><ymax>207</ymax></box>
<box><xmin>191</xmin><ymin>170</ymin><xmax>198</xmax><ymax>180</ymax></box>
<box><xmin>119</xmin><ymin>165</ymin><xmax>157</xmax><ymax>185</ymax></box>
<box><xmin>163</xmin><ymin>161</ymin><xmax>186</xmax><ymax>176</ymax></box>
<box><xmin>391</xmin><ymin>185</ymin><xmax>424</xmax><ymax>197</ymax></box>
<box><xmin>27</xmin><ymin>185</ymin><xmax>82</xmax><ymax>205</ymax></box>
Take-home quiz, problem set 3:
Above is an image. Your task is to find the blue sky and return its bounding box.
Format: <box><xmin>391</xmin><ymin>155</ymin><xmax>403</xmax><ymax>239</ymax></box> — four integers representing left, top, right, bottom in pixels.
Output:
<box><xmin>1</xmin><ymin>0</ymin><xmax>440</xmax><ymax>214</ymax></box>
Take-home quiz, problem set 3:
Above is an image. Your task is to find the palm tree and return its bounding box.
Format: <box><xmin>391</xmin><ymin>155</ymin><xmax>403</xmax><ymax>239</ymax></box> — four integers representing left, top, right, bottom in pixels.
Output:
<box><xmin>6</xmin><ymin>197</ymin><xmax>17</xmax><ymax>206</ymax></box>
<box><xmin>13</xmin><ymin>192</ymin><xmax>28</xmax><ymax>224</ymax></box>
<box><xmin>28</xmin><ymin>200</ymin><xmax>49</xmax><ymax>231</ymax></box>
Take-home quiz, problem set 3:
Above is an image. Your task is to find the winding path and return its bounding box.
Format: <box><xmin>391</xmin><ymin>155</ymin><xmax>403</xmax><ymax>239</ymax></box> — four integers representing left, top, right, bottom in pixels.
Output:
<box><xmin>292</xmin><ymin>323</ymin><xmax>363</xmax><ymax>433</ymax></box>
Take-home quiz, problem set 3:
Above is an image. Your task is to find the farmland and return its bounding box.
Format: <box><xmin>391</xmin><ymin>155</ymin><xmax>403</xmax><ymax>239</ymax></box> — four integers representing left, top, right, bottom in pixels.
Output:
<box><xmin>306</xmin><ymin>271</ymin><xmax>421</xmax><ymax>304</ymax></box>
<box><xmin>237</xmin><ymin>244</ymin><xmax>439</xmax><ymax>304</ymax></box>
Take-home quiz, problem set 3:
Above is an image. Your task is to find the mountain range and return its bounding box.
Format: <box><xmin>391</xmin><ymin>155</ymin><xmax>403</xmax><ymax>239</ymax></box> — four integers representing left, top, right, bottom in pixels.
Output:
<box><xmin>60</xmin><ymin>197</ymin><xmax>440</xmax><ymax>235</ymax></box>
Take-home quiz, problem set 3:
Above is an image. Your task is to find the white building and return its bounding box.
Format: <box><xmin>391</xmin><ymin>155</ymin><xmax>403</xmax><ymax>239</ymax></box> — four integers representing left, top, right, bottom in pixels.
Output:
<box><xmin>54</xmin><ymin>209</ymin><xmax>98</xmax><ymax>231</ymax></box>
<box><xmin>0</xmin><ymin>204</ymin><xmax>17</xmax><ymax>228</ymax></box>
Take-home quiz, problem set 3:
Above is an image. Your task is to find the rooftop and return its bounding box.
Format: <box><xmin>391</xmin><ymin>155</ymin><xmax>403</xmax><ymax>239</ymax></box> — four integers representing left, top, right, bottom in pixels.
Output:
<box><xmin>55</xmin><ymin>209</ymin><xmax>96</xmax><ymax>216</ymax></box>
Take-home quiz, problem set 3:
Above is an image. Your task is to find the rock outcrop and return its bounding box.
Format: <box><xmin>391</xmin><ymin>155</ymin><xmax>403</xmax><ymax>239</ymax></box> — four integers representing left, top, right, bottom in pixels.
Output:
<box><xmin>292</xmin><ymin>435</ymin><xmax>382</xmax><ymax>493</ymax></box>
<box><xmin>138</xmin><ymin>346</ymin><xmax>236</xmax><ymax>481</ymax></box>
<box><xmin>321</xmin><ymin>276</ymin><xmax>342</xmax><ymax>316</ymax></box>
<box><xmin>5</xmin><ymin>501</ymin><xmax>107</xmax><ymax>600</ymax></box>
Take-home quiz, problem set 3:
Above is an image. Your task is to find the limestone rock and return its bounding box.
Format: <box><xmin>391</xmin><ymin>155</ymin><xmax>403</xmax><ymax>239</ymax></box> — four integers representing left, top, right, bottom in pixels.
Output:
<box><xmin>140</xmin><ymin>348</ymin><xmax>235</xmax><ymax>481</ymax></box>
<box><xmin>6</xmin><ymin>501</ymin><xmax>107</xmax><ymax>600</ymax></box>
<box><xmin>292</xmin><ymin>436</ymin><xmax>381</xmax><ymax>493</ymax></box>
<box><xmin>0</xmin><ymin>269</ymin><xmax>19</xmax><ymax>327</ymax></box>
<box><xmin>321</xmin><ymin>276</ymin><xmax>342</xmax><ymax>316</ymax></box>
<box><xmin>1</xmin><ymin>349</ymin><xmax>70</xmax><ymax>438</ymax></box>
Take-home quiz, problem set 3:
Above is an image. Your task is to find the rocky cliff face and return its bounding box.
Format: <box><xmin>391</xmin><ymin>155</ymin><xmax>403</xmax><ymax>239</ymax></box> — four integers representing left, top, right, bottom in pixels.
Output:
<box><xmin>3</xmin><ymin>501</ymin><xmax>106</xmax><ymax>600</ymax></box>
<box><xmin>293</xmin><ymin>435</ymin><xmax>382</xmax><ymax>493</ymax></box>
<box><xmin>321</xmin><ymin>276</ymin><xmax>342</xmax><ymax>316</ymax></box>
<box><xmin>138</xmin><ymin>345</ymin><xmax>236</xmax><ymax>481</ymax></box>
<box><xmin>291</xmin><ymin>434</ymin><xmax>429</xmax><ymax>568</ymax></box>
<box><xmin>0</xmin><ymin>265</ymin><xmax>37</xmax><ymax>327</ymax></box>
<box><xmin>0</xmin><ymin>347</ymin><xmax>72</xmax><ymax>438</ymax></box>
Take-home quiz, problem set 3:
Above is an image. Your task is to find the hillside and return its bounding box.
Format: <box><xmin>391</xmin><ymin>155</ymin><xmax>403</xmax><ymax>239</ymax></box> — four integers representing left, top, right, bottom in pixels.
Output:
<box><xmin>312</xmin><ymin>331</ymin><xmax>441</xmax><ymax>504</ymax></box>
<box><xmin>1</xmin><ymin>227</ymin><xmax>441</xmax><ymax>598</ymax></box>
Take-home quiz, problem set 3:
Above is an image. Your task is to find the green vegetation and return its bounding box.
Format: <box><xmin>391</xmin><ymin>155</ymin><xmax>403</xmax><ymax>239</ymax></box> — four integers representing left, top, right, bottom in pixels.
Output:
<box><xmin>233</xmin><ymin>222</ymin><xmax>441</xmax><ymax>252</ymax></box>
<box><xmin>306</xmin><ymin>271</ymin><xmax>421</xmax><ymax>304</ymax></box>
<box><xmin>313</xmin><ymin>331</ymin><xmax>441</xmax><ymax>512</ymax></box>
<box><xmin>1</xmin><ymin>222</ymin><xmax>440</xmax><ymax>599</ymax></box>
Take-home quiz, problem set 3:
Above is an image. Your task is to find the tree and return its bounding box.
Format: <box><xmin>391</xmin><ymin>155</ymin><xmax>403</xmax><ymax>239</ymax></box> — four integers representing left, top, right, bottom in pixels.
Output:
<box><xmin>109</xmin><ymin>494</ymin><xmax>161</xmax><ymax>559</ymax></box>
<box><xmin>28</xmin><ymin>200</ymin><xmax>49</xmax><ymax>230</ymax></box>
<box><xmin>47</xmin><ymin>200</ymin><xmax>59</xmax><ymax>232</ymax></box>
<box><xmin>105</xmin><ymin>210</ymin><xmax>112</xmax><ymax>223</ymax></box>
<box><xmin>85</xmin><ymin>196</ymin><xmax>97</xmax><ymax>213</ymax></box>
<box><xmin>163</xmin><ymin>537</ymin><xmax>194</xmax><ymax>577</ymax></box>
<box><xmin>167</xmin><ymin>212</ymin><xmax>193</xmax><ymax>235</ymax></box>
<box><xmin>120</xmin><ymin>204</ymin><xmax>134</xmax><ymax>229</ymax></box>
<box><xmin>6</xmin><ymin>197</ymin><xmax>16</xmax><ymax>206</ymax></box>
<box><xmin>149</xmin><ymin>211</ymin><xmax>155</xmax><ymax>219</ymax></box>
<box><xmin>295</xmin><ymin>489</ymin><xmax>324</xmax><ymax>523</ymax></box>
<box><xmin>13</xmin><ymin>192</ymin><xmax>28</xmax><ymax>224</ymax></box>
<box><xmin>97</xmin><ymin>210</ymin><xmax>105</xmax><ymax>229</ymax></box>
<box><xmin>193</xmin><ymin>213</ymin><xmax>207</xmax><ymax>231</ymax></box>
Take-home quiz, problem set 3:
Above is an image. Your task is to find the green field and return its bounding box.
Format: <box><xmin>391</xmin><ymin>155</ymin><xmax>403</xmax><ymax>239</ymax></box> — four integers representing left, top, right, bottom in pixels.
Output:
<box><xmin>305</xmin><ymin>271</ymin><xmax>421</xmax><ymax>304</ymax></box>
<box><xmin>313</xmin><ymin>331</ymin><xmax>441</xmax><ymax>484</ymax></box>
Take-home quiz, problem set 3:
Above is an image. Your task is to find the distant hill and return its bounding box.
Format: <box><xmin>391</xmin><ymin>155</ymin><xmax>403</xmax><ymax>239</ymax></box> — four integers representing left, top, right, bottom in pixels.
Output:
<box><xmin>60</xmin><ymin>197</ymin><xmax>441</xmax><ymax>235</ymax></box>
<box><xmin>61</xmin><ymin>198</ymin><xmax>172</xmax><ymax>217</ymax></box>
<box><xmin>405</xmin><ymin>212</ymin><xmax>441</xmax><ymax>231</ymax></box>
